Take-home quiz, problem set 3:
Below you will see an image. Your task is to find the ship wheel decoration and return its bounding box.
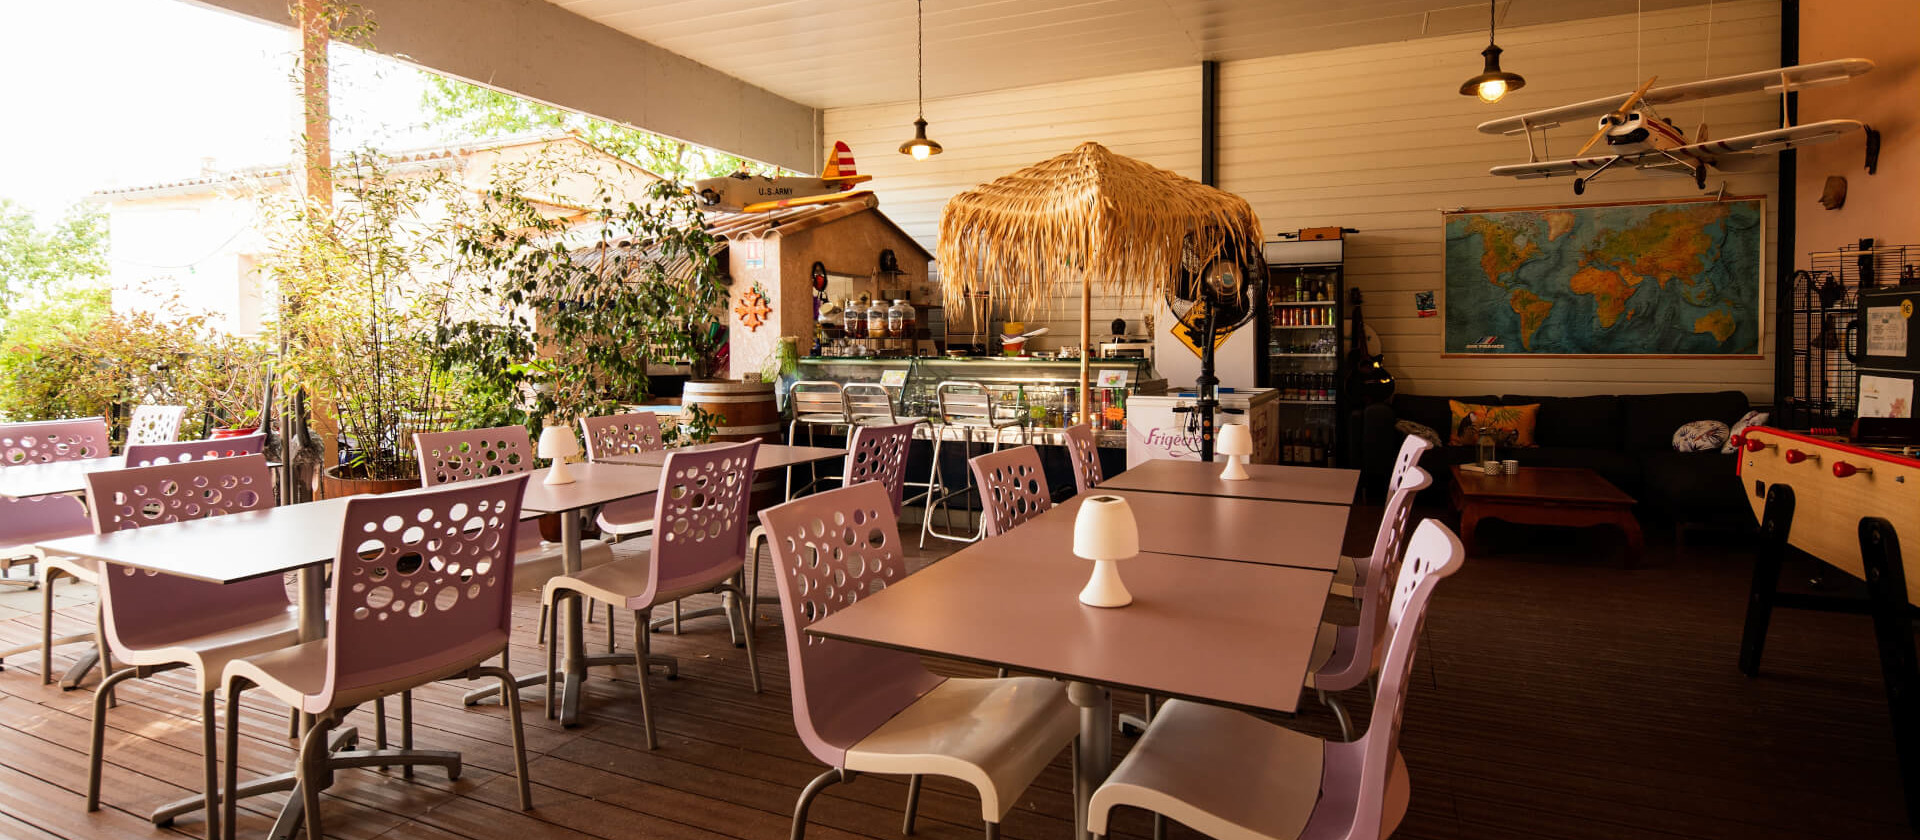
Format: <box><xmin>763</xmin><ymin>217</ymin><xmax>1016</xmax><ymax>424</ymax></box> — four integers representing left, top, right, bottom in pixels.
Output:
<box><xmin>735</xmin><ymin>282</ymin><xmax>773</xmax><ymax>331</ymax></box>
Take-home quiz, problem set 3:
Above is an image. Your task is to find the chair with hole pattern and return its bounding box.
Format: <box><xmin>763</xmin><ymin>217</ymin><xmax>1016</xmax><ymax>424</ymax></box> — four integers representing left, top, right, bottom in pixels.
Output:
<box><xmin>0</xmin><ymin>418</ymin><xmax>110</xmax><ymax>684</ymax></box>
<box><xmin>1089</xmin><ymin>518</ymin><xmax>1467</xmax><ymax>840</ymax></box>
<box><xmin>126</xmin><ymin>404</ymin><xmax>188</xmax><ymax>446</ymax></box>
<box><xmin>541</xmin><ymin>441</ymin><xmax>763</xmax><ymax>742</ymax></box>
<box><xmin>1063</xmin><ymin>423</ymin><xmax>1104</xmax><ymax>495</ymax></box>
<box><xmin>758</xmin><ymin>480</ymin><xmax>1078</xmax><ymax>840</ymax></box>
<box><xmin>969</xmin><ymin>445</ymin><xmax>1052</xmax><ymax>538</ymax></box>
<box><xmin>124</xmin><ymin>433</ymin><xmax>267</xmax><ymax>467</ymax></box>
<box><xmin>579</xmin><ymin>412</ymin><xmax>662</xmax><ymax>541</ymax></box>
<box><xmin>1331</xmin><ymin>435</ymin><xmax>1431</xmax><ymax>603</ymax></box>
<box><xmin>82</xmin><ymin>454</ymin><xmax>293</xmax><ymax>840</ymax></box>
<box><xmin>221</xmin><ymin>475</ymin><xmax>535</xmax><ymax>840</ymax></box>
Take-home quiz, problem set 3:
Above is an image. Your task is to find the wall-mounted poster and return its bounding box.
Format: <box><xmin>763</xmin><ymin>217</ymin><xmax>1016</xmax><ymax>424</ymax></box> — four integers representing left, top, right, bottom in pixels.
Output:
<box><xmin>1442</xmin><ymin>196</ymin><xmax>1764</xmax><ymax>356</ymax></box>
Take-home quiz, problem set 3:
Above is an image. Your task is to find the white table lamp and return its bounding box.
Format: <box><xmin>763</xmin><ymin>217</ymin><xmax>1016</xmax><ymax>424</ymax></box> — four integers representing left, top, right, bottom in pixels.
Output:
<box><xmin>1073</xmin><ymin>495</ymin><xmax>1139</xmax><ymax>608</ymax></box>
<box><xmin>537</xmin><ymin>425</ymin><xmax>582</xmax><ymax>485</ymax></box>
<box><xmin>1217</xmin><ymin>422</ymin><xmax>1253</xmax><ymax>481</ymax></box>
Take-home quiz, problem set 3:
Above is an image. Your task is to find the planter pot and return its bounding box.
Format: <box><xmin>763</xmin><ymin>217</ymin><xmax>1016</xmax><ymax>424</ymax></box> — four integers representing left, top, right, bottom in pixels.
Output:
<box><xmin>319</xmin><ymin>464</ymin><xmax>421</xmax><ymax>499</ymax></box>
<box><xmin>210</xmin><ymin>426</ymin><xmax>260</xmax><ymax>439</ymax></box>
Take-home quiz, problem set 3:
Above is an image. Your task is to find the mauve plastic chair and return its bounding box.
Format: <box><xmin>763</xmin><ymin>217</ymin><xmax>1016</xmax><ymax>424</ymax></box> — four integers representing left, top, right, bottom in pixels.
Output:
<box><xmin>541</xmin><ymin>441</ymin><xmax>762</xmax><ymax>741</ymax></box>
<box><xmin>0</xmin><ymin>418</ymin><xmax>111</xmax><ymax>683</ymax></box>
<box><xmin>124</xmin><ymin>433</ymin><xmax>267</xmax><ymax>467</ymax></box>
<box><xmin>758</xmin><ymin>481</ymin><xmax>1078</xmax><ymax>840</ymax></box>
<box><xmin>126</xmin><ymin>404</ymin><xmax>188</xmax><ymax>446</ymax></box>
<box><xmin>1089</xmin><ymin>518</ymin><xmax>1467</xmax><ymax>840</ymax></box>
<box><xmin>1332</xmin><ymin>435</ymin><xmax>1432</xmax><ymax>602</ymax></box>
<box><xmin>1063</xmin><ymin>423</ymin><xmax>1104</xmax><ymax>495</ymax></box>
<box><xmin>579</xmin><ymin>412</ymin><xmax>662</xmax><ymax>539</ymax></box>
<box><xmin>82</xmin><ymin>454</ymin><xmax>294</xmax><ymax>840</ymax></box>
<box><xmin>220</xmin><ymin>475</ymin><xmax>535</xmax><ymax>840</ymax></box>
<box><xmin>969</xmin><ymin>445</ymin><xmax>1052</xmax><ymax>537</ymax></box>
<box><xmin>1307</xmin><ymin>465</ymin><xmax>1432</xmax><ymax>740</ymax></box>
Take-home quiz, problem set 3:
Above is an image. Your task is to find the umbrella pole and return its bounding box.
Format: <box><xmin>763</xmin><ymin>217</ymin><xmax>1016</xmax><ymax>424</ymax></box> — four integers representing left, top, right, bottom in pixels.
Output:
<box><xmin>1079</xmin><ymin>278</ymin><xmax>1092</xmax><ymax>424</ymax></box>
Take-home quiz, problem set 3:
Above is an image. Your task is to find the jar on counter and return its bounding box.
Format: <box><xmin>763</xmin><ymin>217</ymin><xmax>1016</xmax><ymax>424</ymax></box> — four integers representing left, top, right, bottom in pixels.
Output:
<box><xmin>866</xmin><ymin>299</ymin><xmax>891</xmax><ymax>339</ymax></box>
<box><xmin>887</xmin><ymin>299</ymin><xmax>916</xmax><ymax>338</ymax></box>
<box><xmin>843</xmin><ymin>300</ymin><xmax>864</xmax><ymax>339</ymax></box>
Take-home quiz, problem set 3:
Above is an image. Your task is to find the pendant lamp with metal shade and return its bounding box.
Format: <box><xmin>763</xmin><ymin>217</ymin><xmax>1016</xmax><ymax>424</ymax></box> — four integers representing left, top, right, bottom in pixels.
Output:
<box><xmin>898</xmin><ymin>0</ymin><xmax>943</xmax><ymax>160</ymax></box>
<box><xmin>1460</xmin><ymin>0</ymin><xmax>1525</xmax><ymax>104</ymax></box>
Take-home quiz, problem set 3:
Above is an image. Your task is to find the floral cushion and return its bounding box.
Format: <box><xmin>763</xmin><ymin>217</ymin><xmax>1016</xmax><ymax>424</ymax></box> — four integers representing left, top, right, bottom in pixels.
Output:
<box><xmin>1448</xmin><ymin>401</ymin><xmax>1539</xmax><ymax>447</ymax></box>
<box><xmin>1722</xmin><ymin>410</ymin><xmax>1770</xmax><ymax>454</ymax></box>
<box><xmin>1674</xmin><ymin>420</ymin><xmax>1731</xmax><ymax>453</ymax></box>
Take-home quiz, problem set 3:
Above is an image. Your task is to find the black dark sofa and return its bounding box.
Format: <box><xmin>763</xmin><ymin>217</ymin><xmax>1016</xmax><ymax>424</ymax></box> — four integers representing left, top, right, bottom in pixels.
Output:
<box><xmin>1356</xmin><ymin>390</ymin><xmax>1756</xmax><ymax>527</ymax></box>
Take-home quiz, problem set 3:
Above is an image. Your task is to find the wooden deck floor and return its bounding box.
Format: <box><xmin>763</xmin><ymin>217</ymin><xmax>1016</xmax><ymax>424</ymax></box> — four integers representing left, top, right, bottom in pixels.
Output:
<box><xmin>0</xmin><ymin>510</ymin><xmax>1909</xmax><ymax>840</ymax></box>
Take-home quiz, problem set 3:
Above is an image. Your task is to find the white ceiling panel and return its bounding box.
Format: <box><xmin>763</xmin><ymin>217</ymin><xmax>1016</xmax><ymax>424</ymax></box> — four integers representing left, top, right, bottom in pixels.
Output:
<box><xmin>544</xmin><ymin>0</ymin><xmax>1717</xmax><ymax>108</ymax></box>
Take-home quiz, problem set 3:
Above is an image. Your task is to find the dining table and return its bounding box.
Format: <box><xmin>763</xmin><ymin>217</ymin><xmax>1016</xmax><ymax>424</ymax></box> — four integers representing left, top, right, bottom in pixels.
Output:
<box><xmin>0</xmin><ymin>455</ymin><xmax>285</xmax><ymax>500</ymax></box>
<box><xmin>806</xmin><ymin>492</ymin><xmax>1339</xmax><ymax>840</ymax></box>
<box><xmin>1021</xmin><ymin>489</ymin><xmax>1348</xmax><ymax>570</ymax></box>
<box><xmin>1097</xmin><ymin>458</ymin><xmax>1361</xmax><ymax>506</ymax></box>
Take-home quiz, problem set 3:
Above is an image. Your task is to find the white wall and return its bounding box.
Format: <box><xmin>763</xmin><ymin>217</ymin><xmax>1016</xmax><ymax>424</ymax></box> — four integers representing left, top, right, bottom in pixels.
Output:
<box><xmin>104</xmin><ymin>195</ymin><xmax>270</xmax><ymax>335</ymax></box>
<box><xmin>826</xmin><ymin>0</ymin><xmax>1784</xmax><ymax>400</ymax></box>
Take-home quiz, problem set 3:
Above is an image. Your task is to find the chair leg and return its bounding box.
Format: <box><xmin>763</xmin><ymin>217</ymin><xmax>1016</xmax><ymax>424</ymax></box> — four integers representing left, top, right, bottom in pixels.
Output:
<box><xmin>373</xmin><ymin>696</ymin><xmax>389</xmax><ymax>770</ymax></box>
<box><xmin>736</xmin><ymin>580</ymin><xmax>762</xmax><ymax>694</ymax></box>
<box><xmin>537</xmin><ymin>602</ymin><xmax>549</xmax><ymax>647</ymax></box>
<box><xmin>792</xmin><ymin>767</ymin><xmax>848</xmax><ymax>840</ymax></box>
<box><xmin>87</xmin><ymin>666</ymin><xmax>140</xmax><ymax>811</ymax></box>
<box><xmin>545</xmin><ymin>592</ymin><xmax>561</xmax><ymax>720</ymax></box>
<box><xmin>902</xmin><ymin>774</ymin><xmax>923</xmax><ymax>835</ymax></box>
<box><xmin>287</xmin><ymin>707</ymin><xmax>299</xmax><ymax>740</ymax></box>
<box><xmin>475</xmin><ymin>664</ymin><xmax>534</xmax><ymax>810</ymax></box>
<box><xmin>606</xmin><ymin>603</ymin><xmax>617</xmax><ymax>654</ymax></box>
<box><xmin>633</xmin><ymin>607</ymin><xmax>657</xmax><ymax>749</ymax></box>
<box><xmin>39</xmin><ymin>568</ymin><xmax>57</xmax><ymax>685</ymax></box>
<box><xmin>298</xmin><ymin>713</ymin><xmax>339</xmax><ymax>840</ymax></box>
<box><xmin>1319</xmin><ymin>688</ymin><xmax>1354</xmax><ymax>742</ymax></box>
<box><xmin>222</xmin><ymin>679</ymin><xmax>250</xmax><ymax>840</ymax></box>
<box><xmin>1153</xmin><ymin>814</ymin><xmax>1167</xmax><ymax>840</ymax></box>
<box><xmin>401</xmin><ymin>689</ymin><xmax>416</xmax><ymax>780</ymax></box>
<box><xmin>984</xmin><ymin>821</ymin><xmax>1000</xmax><ymax>840</ymax></box>
<box><xmin>200</xmin><ymin>690</ymin><xmax>221</xmax><ymax>840</ymax></box>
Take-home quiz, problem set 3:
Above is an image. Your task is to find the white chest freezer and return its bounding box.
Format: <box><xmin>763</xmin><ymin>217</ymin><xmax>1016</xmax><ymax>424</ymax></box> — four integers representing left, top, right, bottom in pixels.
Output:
<box><xmin>1125</xmin><ymin>388</ymin><xmax>1279</xmax><ymax>468</ymax></box>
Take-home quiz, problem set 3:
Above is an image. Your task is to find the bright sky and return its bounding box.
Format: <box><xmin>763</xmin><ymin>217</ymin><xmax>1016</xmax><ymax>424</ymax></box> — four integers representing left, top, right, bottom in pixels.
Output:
<box><xmin>0</xmin><ymin>0</ymin><xmax>440</xmax><ymax>219</ymax></box>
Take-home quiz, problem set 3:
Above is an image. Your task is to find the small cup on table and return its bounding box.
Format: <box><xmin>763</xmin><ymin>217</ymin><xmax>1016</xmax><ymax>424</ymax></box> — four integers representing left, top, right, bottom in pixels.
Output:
<box><xmin>1501</xmin><ymin>459</ymin><xmax>1519</xmax><ymax>475</ymax></box>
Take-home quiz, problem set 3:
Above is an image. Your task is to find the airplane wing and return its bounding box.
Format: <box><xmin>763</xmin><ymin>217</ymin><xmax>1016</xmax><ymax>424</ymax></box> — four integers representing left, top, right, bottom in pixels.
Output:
<box><xmin>1488</xmin><ymin>150</ymin><xmax>1696</xmax><ymax>180</ymax></box>
<box><xmin>1678</xmin><ymin>119</ymin><xmax>1869</xmax><ymax>163</ymax></box>
<box><xmin>740</xmin><ymin>190</ymin><xmax>875</xmax><ymax>214</ymax></box>
<box><xmin>1477</xmin><ymin>58</ymin><xmax>1874</xmax><ymax>135</ymax></box>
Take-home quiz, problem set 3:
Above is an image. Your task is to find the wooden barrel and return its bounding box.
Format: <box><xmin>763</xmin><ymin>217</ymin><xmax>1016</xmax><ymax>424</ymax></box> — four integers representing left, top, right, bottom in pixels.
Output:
<box><xmin>680</xmin><ymin>379</ymin><xmax>780</xmax><ymax>442</ymax></box>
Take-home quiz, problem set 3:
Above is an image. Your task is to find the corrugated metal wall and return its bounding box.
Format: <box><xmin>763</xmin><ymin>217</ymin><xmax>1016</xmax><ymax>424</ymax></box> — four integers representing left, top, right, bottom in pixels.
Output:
<box><xmin>825</xmin><ymin>0</ymin><xmax>1782</xmax><ymax>399</ymax></box>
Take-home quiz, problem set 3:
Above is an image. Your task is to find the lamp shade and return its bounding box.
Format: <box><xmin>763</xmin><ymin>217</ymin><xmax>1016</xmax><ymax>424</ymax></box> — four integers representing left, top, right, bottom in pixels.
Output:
<box><xmin>537</xmin><ymin>425</ymin><xmax>581</xmax><ymax>459</ymax></box>
<box><xmin>1216</xmin><ymin>423</ymin><xmax>1253</xmax><ymax>457</ymax></box>
<box><xmin>1073</xmin><ymin>495</ymin><xmax>1140</xmax><ymax>562</ymax></box>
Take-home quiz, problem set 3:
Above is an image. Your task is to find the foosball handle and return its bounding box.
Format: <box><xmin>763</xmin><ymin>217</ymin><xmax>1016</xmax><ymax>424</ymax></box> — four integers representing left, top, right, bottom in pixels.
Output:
<box><xmin>1784</xmin><ymin>448</ymin><xmax>1821</xmax><ymax>465</ymax></box>
<box><xmin>1834</xmin><ymin>460</ymin><xmax>1874</xmax><ymax>478</ymax></box>
<box><xmin>1743</xmin><ymin>436</ymin><xmax>1777</xmax><ymax>453</ymax></box>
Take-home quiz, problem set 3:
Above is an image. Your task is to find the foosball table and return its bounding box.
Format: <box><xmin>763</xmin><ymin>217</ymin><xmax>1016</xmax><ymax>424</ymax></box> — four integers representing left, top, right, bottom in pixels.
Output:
<box><xmin>1735</xmin><ymin>426</ymin><xmax>1920</xmax><ymax>827</ymax></box>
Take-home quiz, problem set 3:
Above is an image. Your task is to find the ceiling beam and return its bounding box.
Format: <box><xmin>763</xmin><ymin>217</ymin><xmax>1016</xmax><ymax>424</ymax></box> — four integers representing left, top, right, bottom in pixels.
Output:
<box><xmin>185</xmin><ymin>0</ymin><xmax>821</xmax><ymax>172</ymax></box>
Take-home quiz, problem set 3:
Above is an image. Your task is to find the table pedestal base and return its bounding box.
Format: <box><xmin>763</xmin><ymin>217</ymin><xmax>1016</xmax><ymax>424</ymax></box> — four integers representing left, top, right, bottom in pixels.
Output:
<box><xmin>1067</xmin><ymin>682</ymin><xmax>1112</xmax><ymax>840</ymax></box>
<box><xmin>558</xmin><ymin>652</ymin><xmax>678</xmax><ymax>727</ymax></box>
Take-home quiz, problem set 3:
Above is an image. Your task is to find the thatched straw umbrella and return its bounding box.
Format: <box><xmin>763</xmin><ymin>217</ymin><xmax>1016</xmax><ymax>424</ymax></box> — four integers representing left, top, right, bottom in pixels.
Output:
<box><xmin>938</xmin><ymin>141</ymin><xmax>1263</xmax><ymax>422</ymax></box>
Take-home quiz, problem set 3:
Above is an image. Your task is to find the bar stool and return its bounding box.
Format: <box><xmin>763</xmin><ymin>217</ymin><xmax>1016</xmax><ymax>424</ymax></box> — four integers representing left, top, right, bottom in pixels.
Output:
<box><xmin>920</xmin><ymin>381</ymin><xmax>1026</xmax><ymax>547</ymax></box>
<box><xmin>786</xmin><ymin>381</ymin><xmax>852</xmax><ymax>498</ymax></box>
<box><xmin>845</xmin><ymin>383</ymin><xmax>938</xmax><ymax>515</ymax></box>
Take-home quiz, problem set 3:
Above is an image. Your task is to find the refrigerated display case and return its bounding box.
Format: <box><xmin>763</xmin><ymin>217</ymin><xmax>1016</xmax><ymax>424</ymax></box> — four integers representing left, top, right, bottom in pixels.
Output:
<box><xmin>793</xmin><ymin>356</ymin><xmax>1166</xmax><ymax>447</ymax></box>
<box><xmin>1261</xmin><ymin>237</ymin><xmax>1347</xmax><ymax>466</ymax></box>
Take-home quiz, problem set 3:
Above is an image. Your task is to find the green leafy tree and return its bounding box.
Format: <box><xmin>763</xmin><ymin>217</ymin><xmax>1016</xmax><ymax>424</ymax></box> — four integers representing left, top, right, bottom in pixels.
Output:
<box><xmin>0</xmin><ymin>200</ymin><xmax>110</xmax><ymax>321</ymax></box>
<box><xmin>419</xmin><ymin>75</ymin><xmax>780</xmax><ymax>181</ymax></box>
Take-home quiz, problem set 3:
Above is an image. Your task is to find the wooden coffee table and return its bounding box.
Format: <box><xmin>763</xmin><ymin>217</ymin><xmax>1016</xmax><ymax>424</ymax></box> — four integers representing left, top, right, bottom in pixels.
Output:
<box><xmin>1449</xmin><ymin>465</ymin><xmax>1644</xmax><ymax>567</ymax></box>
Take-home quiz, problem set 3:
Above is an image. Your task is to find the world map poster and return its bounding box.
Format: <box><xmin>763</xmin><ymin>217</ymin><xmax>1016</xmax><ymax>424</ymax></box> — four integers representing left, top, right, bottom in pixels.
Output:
<box><xmin>1443</xmin><ymin>197</ymin><xmax>1764</xmax><ymax>356</ymax></box>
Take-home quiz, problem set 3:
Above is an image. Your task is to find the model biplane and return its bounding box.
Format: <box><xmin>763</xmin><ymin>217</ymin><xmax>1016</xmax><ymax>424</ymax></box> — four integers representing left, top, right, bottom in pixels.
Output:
<box><xmin>693</xmin><ymin>141</ymin><xmax>873</xmax><ymax>213</ymax></box>
<box><xmin>1479</xmin><ymin>59</ymin><xmax>1879</xmax><ymax>194</ymax></box>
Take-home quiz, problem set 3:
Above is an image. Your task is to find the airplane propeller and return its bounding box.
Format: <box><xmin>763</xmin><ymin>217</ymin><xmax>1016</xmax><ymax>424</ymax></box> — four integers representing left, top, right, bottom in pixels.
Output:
<box><xmin>1575</xmin><ymin>75</ymin><xmax>1659</xmax><ymax>157</ymax></box>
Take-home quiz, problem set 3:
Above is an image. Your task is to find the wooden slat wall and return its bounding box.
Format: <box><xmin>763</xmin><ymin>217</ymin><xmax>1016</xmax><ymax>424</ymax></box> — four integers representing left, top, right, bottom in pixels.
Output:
<box><xmin>825</xmin><ymin>0</ymin><xmax>1782</xmax><ymax>399</ymax></box>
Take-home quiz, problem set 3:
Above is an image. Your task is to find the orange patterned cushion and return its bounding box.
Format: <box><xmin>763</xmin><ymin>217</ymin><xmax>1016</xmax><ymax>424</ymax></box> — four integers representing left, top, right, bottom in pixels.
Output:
<box><xmin>1448</xmin><ymin>401</ymin><xmax>1540</xmax><ymax>447</ymax></box>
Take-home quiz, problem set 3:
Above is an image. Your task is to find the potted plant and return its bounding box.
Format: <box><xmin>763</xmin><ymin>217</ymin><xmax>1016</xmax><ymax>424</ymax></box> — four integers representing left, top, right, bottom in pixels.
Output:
<box><xmin>264</xmin><ymin>150</ymin><xmax>476</xmax><ymax>496</ymax></box>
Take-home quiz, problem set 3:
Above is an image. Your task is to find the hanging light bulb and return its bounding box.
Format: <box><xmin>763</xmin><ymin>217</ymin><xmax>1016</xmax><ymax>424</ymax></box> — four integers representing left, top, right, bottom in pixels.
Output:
<box><xmin>899</xmin><ymin>0</ymin><xmax>943</xmax><ymax>159</ymax></box>
<box><xmin>1460</xmin><ymin>0</ymin><xmax>1525</xmax><ymax>104</ymax></box>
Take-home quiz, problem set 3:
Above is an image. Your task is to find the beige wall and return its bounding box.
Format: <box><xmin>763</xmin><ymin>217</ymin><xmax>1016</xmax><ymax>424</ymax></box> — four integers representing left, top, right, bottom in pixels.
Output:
<box><xmin>825</xmin><ymin>0</ymin><xmax>1785</xmax><ymax>400</ymax></box>
<box><xmin>1796</xmin><ymin>0</ymin><xmax>1920</xmax><ymax>260</ymax></box>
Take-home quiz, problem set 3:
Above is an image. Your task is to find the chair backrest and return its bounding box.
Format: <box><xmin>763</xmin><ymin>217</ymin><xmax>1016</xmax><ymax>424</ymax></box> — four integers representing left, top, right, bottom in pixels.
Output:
<box><xmin>414</xmin><ymin>426</ymin><xmax>535</xmax><ymax>487</ymax></box>
<box><xmin>1349</xmin><ymin>518</ymin><xmax>1466</xmax><ymax>840</ymax></box>
<box><xmin>1390</xmin><ymin>434</ymin><xmax>1433</xmax><ymax>486</ymax></box>
<box><xmin>641</xmin><ymin>441</ymin><xmax>759</xmax><ymax>604</ymax></box>
<box><xmin>791</xmin><ymin>381</ymin><xmax>850</xmax><ymax>421</ymax></box>
<box><xmin>324</xmin><ymin>474</ymin><xmax>529</xmax><ymax>700</ymax></box>
<box><xmin>969</xmin><ymin>445</ymin><xmax>1052</xmax><ymax>537</ymax></box>
<box><xmin>1063</xmin><ymin>423</ymin><xmax>1103</xmax><ymax>495</ymax></box>
<box><xmin>579</xmin><ymin>412</ymin><xmax>664</xmax><ymax>462</ymax></box>
<box><xmin>844</xmin><ymin>383</ymin><xmax>899</xmax><ymax>424</ymax></box>
<box><xmin>0</xmin><ymin>417</ymin><xmax>110</xmax><ymax>465</ymax></box>
<box><xmin>937</xmin><ymin>381</ymin><xmax>998</xmax><ymax>425</ymax></box>
<box><xmin>846</xmin><ymin>421</ymin><xmax>915</xmax><ymax>513</ymax></box>
<box><xmin>85</xmin><ymin>454</ymin><xmax>287</xmax><ymax>650</ymax></box>
<box><xmin>756</xmin><ymin>481</ymin><xmax>944</xmax><ymax>767</ymax></box>
<box><xmin>1318</xmin><ymin>466</ymin><xmax>1432</xmax><ymax>689</ymax></box>
<box><xmin>126</xmin><ymin>405</ymin><xmax>187</xmax><ymax>446</ymax></box>
<box><xmin>123</xmin><ymin>433</ymin><xmax>267</xmax><ymax>467</ymax></box>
